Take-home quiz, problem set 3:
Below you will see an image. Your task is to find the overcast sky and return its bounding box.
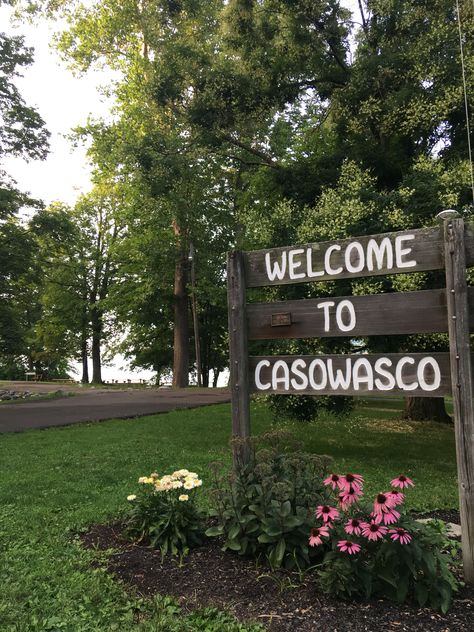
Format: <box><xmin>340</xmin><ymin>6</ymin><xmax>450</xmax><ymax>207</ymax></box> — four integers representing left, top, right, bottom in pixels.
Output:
<box><xmin>1</xmin><ymin>4</ymin><xmax>115</xmax><ymax>207</ymax></box>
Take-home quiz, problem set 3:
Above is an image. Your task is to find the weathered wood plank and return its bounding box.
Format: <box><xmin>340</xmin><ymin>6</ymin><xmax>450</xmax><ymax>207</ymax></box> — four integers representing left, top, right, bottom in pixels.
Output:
<box><xmin>227</xmin><ymin>251</ymin><xmax>251</xmax><ymax>463</ymax></box>
<box><xmin>244</xmin><ymin>224</ymin><xmax>474</xmax><ymax>288</ymax></box>
<box><xmin>444</xmin><ymin>218</ymin><xmax>474</xmax><ymax>583</ymax></box>
<box><xmin>247</xmin><ymin>288</ymin><xmax>474</xmax><ymax>340</ymax></box>
<box><xmin>249</xmin><ymin>353</ymin><xmax>453</xmax><ymax>397</ymax></box>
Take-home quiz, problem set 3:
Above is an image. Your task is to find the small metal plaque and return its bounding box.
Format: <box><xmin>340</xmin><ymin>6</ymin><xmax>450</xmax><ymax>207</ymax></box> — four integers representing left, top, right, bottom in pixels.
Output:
<box><xmin>271</xmin><ymin>312</ymin><xmax>292</xmax><ymax>327</ymax></box>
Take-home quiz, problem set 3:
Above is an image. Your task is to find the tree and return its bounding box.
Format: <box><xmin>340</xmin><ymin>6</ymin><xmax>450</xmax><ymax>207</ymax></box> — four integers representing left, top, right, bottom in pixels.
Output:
<box><xmin>215</xmin><ymin>0</ymin><xmax>474</xmax><ymax>420</ymax></box>
<box><xmin>31</xmin><ymin>187</ymin><xmax>124</xmax><ymax>384</ymax></box>
<box><xmin>0</xmin><ymin>13</ymin><xmax>50</xmax><ymax>375</ymax></box>
<box><xmin>34</xmin><ymin>0</ymin><xmax>239</xmax><ymax>386</ymax></box>
<box><xmin>20</xmin><ymin>0</ymin><xmax>474</xmax><ymax>414</ymax></box>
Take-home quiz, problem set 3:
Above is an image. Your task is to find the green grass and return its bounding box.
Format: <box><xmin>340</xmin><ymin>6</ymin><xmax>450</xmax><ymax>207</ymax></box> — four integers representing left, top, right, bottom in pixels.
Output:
<box><xmin>0</xmin><ymin>400</ymin><xmax>459</xmax><ymax>631</ymax></box>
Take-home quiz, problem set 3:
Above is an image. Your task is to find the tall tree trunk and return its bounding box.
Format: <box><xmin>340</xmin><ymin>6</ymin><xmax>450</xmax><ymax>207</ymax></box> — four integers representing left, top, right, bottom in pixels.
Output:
<box><xmin>403</xmin><ymin>397</ymin><xmax>452</xmax><ymax>423</ymax></box>
<box><xmin>90</xmin><ymin>305</ymin><xmax>103</xmax><ymax>384</ymax></box>
<box><xmin>172</xmin><ymin>252</ymin><xmax>189</xmax><ymax>388</ymax></box>
<box><xmin>212</xmin><ymin>370</ymin><xmax>220</xmax><ymax>388</ymax></box>
<box><xmin>80</xmin><ymin>300</ymin><xmax>89</xmax><ymax>383</ymax></box>
<box><xmin>80</xmin><ymin>333</ymin><xmax>89</xmax><ymax>383</ymax></box>
<box><xmin>202</xmin><ymin>366</ymin><xmax>209</xmax><ymax>388</ymax></box>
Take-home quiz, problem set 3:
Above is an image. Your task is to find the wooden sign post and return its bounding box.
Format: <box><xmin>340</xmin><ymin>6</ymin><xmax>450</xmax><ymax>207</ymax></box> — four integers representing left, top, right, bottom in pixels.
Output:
<box><xmin>227</xmin><ymin>219</ymin><xmax>474</xmax><ymax>582</ymax></box>
<box><xmin>443</xmin><ymin>218</ymin><xmax>474</xmax><ymax>582</ymax></box>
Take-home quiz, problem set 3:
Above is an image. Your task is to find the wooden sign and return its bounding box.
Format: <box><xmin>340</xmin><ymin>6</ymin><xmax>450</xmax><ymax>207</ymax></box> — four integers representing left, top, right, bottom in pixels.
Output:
<box><xmin>244</xmin><ymin>225</ymin><xmax>474</xmax><ymax>287</ymax></box>
<box><xmin>247</xmin><ymin>288</ymin><xmax>474</xmax><ymax>340</ymax></box>
<box><xmin>249</xmin><ymin>353</ymin><xmax>453</xmax><ymax>397</ymax></box>
<box><xmin>227</xmin><ymin>218</ymin><xmax>474</xmax><ymax>582</ymax></box>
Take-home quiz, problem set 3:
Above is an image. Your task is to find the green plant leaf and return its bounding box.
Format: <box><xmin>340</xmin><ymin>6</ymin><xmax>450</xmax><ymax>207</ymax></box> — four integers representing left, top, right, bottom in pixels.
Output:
<box><xmin>258</xmin><ymin>533</ymin><xmax>277</xmax><ymax>544</ymax></box>
<box><xmin>205</xmin><ymin>526</ymin><xmax>223</xmax><ymax>537</ymax></box>
<box><xmin>414</xmin><ymin>582</ymin><xmax>429</xmax><ymax>607</ymax></box>
<box><xmin>275</xmin><ymin>537</ymin><xmax>286</xmax><ymax>565</ymax></box>
<box><xmin>376</xmin><ymin>568</ymin><xmax>399</xmax><ymax>589</ymax></box>
<box><xmin>225</xmin><ymin>539</ymin><xmax>242</xmax><ymax>551</ymax></box>
<box><xmin>228</xmin><ymin>524</ymin><xmax>241</xmax><ymax>541</ymax></box>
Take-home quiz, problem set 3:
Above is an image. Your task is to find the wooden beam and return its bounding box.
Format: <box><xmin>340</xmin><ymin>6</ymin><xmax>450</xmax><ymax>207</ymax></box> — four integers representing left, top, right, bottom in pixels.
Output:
<box><xmin>247</xmin><ymin>288</ymin><xmax>474</xmax><ymax>340</ymax></box>
<box><xmin>244</xmin><ymin>224</ymin><xmax>474</xmax><ymax>288</ymax></box>
<box><xmin>249</xmin><ymin>353</ymin><xmax>453</xmax><ymax>397</ymax></box>
<box><xmin>444</xmin><ymin>218</ymin><xmax>474</xmax><ymax>583</ymax></box>
<box><xmin>227</xmin><ymin>250</ymin><xmax>251</xmax><ymax>464</ymax></box>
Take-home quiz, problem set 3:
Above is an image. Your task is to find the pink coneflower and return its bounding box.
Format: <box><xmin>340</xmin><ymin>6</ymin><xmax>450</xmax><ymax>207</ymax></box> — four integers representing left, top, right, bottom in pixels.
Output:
<box><xmin>309</xmin><ymin>525</ymin><xmax>330</xmax><ymax>547</ymax></box>
<box><xmin>373</xmin><ymin>492</ymin><xmax>396</xmax><ymax>514</ymax></box>
<box><xmin>337</xmin><ymin>539</ymin><xmax>361</xmax><ymax>555</ymax></box>
<box><xmin>381</xmin><ymin>509</ymin><xmax>401</xmax><ymax>525</ymax></box>
<box><xmin>345</xmin><ymin>518</ymin><xmax>363</xmax><ymax>536</ymax></box>
<box><xmin>386</xmin><ymin>489</ymin><xmax>405</xmax><ymax>506</ymax></box>
<box><xmin>389</xmin><ymin>527</ymin><xmax>412</xmax><ymax>545</ymax></box>
<box><xmin>390</xmin><ymin>475</ymin><xmax>414</xmax><ymax>489</ymax></box>
<box><xmin>340</xmin><ymin>473</ymin><xmax>364</xmax><ymax>493</ymax></box>
<box><xmin>323</xmin><ymin>473</ymin><xmax>344</xmax><ymax>490</ymax></box>
<box><xmin>361</xmin><ymin>521</ymin><xmax>388</xmax><ymax>541</ymax></box>
<box><xmin>315</xmin><ymin>505</ymin><xmax>340</xmax><ymax>522</ymax></box>
<box><xmin>338</xmin><ymin>486</ymin><xmax>361</xmax><ymax>509</ymax></box>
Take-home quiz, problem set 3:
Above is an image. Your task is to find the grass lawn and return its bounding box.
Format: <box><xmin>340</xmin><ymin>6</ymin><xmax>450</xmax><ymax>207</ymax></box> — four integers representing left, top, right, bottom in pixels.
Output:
<box><xmin>0</xmin><ymin>399</ymin><xmax>459</xmax><ymax>631</ymax></box>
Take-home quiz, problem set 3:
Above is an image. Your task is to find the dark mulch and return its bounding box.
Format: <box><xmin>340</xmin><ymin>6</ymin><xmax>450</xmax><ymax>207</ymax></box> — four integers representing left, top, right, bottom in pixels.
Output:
<box><xmin>81</xmin><ymin>517</ymin><xmax>474</xmax><ymax>632</ymax></box>
<box><xmin>413</xmin><ymin>509</ymin><xmax>460</xmax><ymax>525</ymax></box>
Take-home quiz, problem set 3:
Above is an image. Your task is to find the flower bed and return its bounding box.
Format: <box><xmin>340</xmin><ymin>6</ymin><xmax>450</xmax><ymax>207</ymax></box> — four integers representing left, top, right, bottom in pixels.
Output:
<box><xmin>81</xmin><ymin>519</ymin><xmax>473</xmax><ymax>632</ymax></box>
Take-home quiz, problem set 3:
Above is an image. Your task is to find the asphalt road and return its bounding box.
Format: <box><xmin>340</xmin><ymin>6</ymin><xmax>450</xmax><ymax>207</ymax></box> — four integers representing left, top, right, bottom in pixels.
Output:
<box><xmin>0</xmin><ymin>388</ymin><xmax>231</xmax><ymax>433</ymax></box>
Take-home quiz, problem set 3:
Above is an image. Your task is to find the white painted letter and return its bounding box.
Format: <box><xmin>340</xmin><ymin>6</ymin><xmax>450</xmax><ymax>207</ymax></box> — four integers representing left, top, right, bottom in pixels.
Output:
<box><xmin>374</xmin><ymin>358</ymin><xmax>396</xmax><ymax>391</ymax></box>
<box><xmin>352</xmin><ymin>358</ymin><xmax>374</xmax><ymax>391</ymax></box>
<box><xmin>417</xmin><ymin>357</ymin><xmax>441</xmax><ymax>392</ymax></box>
<box><xmin>290</xmin><ymin>359</ymin><xmax>309</xmax><ymax>390</ymax></box>
<box><xmin>309</xmin><ymin>359</ymin><xmax>327</xmax><ymax>390</ymax></box>
<box><xmin>265</xmin><ymin>251</ymin><xmax>287</xmax><ymax>281</ymax></box>
<box><xmin>272</xmin><ymin>360</ymin><xmax>290</xmax><ymax>391</ymax></box>
<box><xmin>395</xmin><ymin>235</ymin><xmax>416</xmax><ymax>269</ymax></box>
<box><xmin>327</xmin><ymin>358</ymin><xmax>352</xmax><ymax>390</ymax></box>
<box><xmin>345</xmin><ymin>241</ymin><xmax>365</xmax><ymax>273</ymax></box>
<box><xmin>324</xmin><ymin>244</ymin><xmax>343</xmax><ymax>275</ymax></box>
<box><xmin>288</xmin><ymin>249</ymin><xmax>306</xmax><ymax>279</ymax></box>
<box><xmin>395</xmin><ymin>356</ymin><xmax>418</xmax><ymax>391</ymax></box>
<box><xmin>255</xmin><ymin>360</ymin><xmax>271</xmax><ymax>390</ymax></box>
<box><xmin>336</xmin><ymin>300</ymin><xmax>357</xmax><ymax>332</ymax></box>
<box><xmin>367</xmin><ymin>237</ymin><xmax>394</xmax><ymax>271</ymax></box>
<box><xmin>306</xmin><ymin>247</ymin><xmax>324</xmax><ymax>278</ymax></box>
<box><xmin>317</xmin><ymin>300</ymin><xmax>335</xmax><ymax>332</ymax></box>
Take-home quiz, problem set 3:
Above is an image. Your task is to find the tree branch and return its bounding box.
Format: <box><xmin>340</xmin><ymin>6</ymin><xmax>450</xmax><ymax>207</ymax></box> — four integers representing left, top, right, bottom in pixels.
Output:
<box><xmin>219</xmin><ymin>133</ymin><xmax>283</xmax><ymax>170</ymax></box>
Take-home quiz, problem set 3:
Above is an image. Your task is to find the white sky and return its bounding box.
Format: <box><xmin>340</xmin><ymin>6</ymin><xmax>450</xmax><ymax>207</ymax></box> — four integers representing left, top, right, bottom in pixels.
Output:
<box><xmin>0</xmin><ymin>5</ymin><xmax>112</xmax><ymax>207</ymax></box>
<box><xmin>1</xmin><ymin>1</ymin><xmax>359</xmax><ymax>383</ymax></box>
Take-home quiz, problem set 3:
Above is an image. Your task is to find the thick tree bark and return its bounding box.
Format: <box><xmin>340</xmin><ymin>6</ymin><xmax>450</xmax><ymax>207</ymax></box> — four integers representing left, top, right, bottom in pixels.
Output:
<box><xmin>80</xmin><ymin>333</ymin><xmax>89</xmax><ymax>383</ymax></box>
<box><xmin>403</xmin><ymin>397</ymin><xmax>452</xmax><ymax>423</ymax></box>
<box><xmin>212</xmin><ymin>370</ymin><xmax>220</xmax><ymax>388</ymax></box>
<box><xmin>90</xmin><ymin>305</ymin><xmax>103</xmax><ymax>384</ymax></box>
<box><xmin>172</xmin><ymin>252</ymin><xmax>189</xmax><ymax>388</ymax></box>
<box><xmin>80</xmin><ymin>298</ymin><xmax>89</xmax><ymax>383</ymax></box>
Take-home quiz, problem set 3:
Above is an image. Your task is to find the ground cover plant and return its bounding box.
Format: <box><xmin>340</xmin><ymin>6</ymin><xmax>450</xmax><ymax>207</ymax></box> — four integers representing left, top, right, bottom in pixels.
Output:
<box><xmin>206</xmin><ymin>433</ymin><xmax>332</xmax><ymax>569</ymax></box>
<box><xmin>0</xmin><ymin>398</ymin><xmax>466</xmax><ymax>631</ymax></box>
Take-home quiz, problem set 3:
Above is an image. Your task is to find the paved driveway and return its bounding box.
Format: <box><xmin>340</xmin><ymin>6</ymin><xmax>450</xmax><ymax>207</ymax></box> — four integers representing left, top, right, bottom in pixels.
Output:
<box><xmin>0</xmin><ymin>388</ymin><xmax>231</xmax><ymax>433</ymax></box>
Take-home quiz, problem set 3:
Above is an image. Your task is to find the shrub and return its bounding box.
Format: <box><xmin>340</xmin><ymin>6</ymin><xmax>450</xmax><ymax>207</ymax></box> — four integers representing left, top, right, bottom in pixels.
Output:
<box><xmin>267</xmin><ymin>394</ymin><xmax>354</xmax><ymax>422</ymax></box>
<box><xmin>206</xmin><ymin>432</ymin><xmax>333</xmax><ymax>570</ymax></box>
<box><xmin>309</xmin><ymin>472</ymin><xmax>460</xmax><ymax>612</ymax></box>
<box><xmin>124</xmin><ymin>469</ymin><xmax>205</xmax><ymax>559</ymax></box>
